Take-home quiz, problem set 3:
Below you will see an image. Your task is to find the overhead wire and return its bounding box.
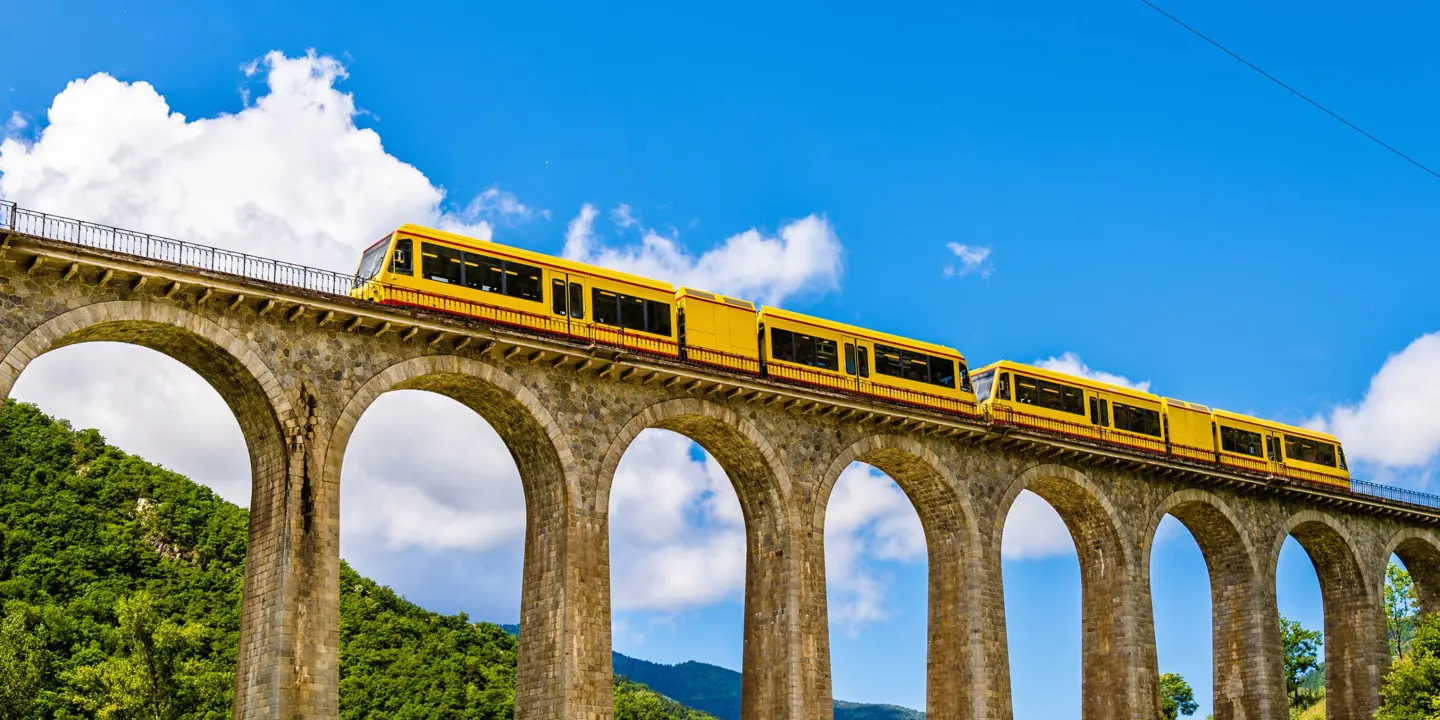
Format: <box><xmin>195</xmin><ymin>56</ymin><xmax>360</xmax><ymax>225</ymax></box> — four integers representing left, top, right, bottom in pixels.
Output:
<box><xmin>1137</xmin><ymin>0</ymin><xmax>1440</xmax><ymax>181</ymax></box>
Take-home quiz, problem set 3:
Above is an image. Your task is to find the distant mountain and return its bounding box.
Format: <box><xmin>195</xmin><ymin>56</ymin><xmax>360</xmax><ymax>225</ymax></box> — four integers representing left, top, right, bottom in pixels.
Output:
<box><xmin>611</xmin><ymin>650</ymin><xmax>924</xmax><ymax>720</ymax></box>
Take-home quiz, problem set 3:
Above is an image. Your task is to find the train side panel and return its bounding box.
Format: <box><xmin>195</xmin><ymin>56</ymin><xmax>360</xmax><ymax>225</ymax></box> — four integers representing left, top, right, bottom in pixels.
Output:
<box><xmin>677</xmin><ymin>288</ymin><xmax>759</xmax><ymax>373</ymax></box>
<box><xmin>1162</xmin><ymin>399</ymin><xmax>1215</xmax><ymax>463</ymax></box>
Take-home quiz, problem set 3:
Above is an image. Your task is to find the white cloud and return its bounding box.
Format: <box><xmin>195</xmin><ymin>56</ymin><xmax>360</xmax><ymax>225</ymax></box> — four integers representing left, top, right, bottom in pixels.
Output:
<box><xmin>6</xmin><ymin>111</ymin><xmax>26</xmax><ymax>133</ymax></box>
<box><xmin>1317</xmin><ymin>331</ymin><xmax>1440</xmax><ymax>468</ymax></box>
<box><xmin>341</xmin><ymin>391</ymin><xmax>527</xmax><ymax>553</ymax></box>
<box><xmin>824</xmin><ymin>463</ymin><xmax>925</xmax><ymax>634</ymax></box>
<box><xmin>0</xmin><ymin>50</ymin><xmax>504</xmax><ymax>272</ymax></box>
<box><xmin>943</xmin><ymin>242</ymin><xmax>992</xmax><ymax>278</ymax></box>
<box><xmin>563</xmin><ymin>202</ymin><xmax>843</xmax><ymax>306</ymax></box>
<box><xmin>1034</xmin><ymin>352</ymin><xmax>1152</xmax><ymax>393</ymax></box>
<box><xmin>608</xmin><ymin>429</ymin><xmax>747</xmax><ymax>611</ymax></box>
<box><xmin>610</xmin><ymin>203</ymin><xmax>640</xmax><ymax>229</ymax></box>
<box><xmin>1002</xmin><ymin>490</ymin><xmax>1075</xmax><ymax>560</ymax></box>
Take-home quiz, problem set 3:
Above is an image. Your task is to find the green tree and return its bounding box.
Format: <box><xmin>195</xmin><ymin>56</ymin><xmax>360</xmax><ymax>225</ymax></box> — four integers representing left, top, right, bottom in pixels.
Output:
<box><xmin>1280</xmin><ymin>615</ymin><xmax>1323</xmax><ymax>711</ymax></box>
<box><xmin>1159</xmin><ymin>672</ymin><xmax>1198</xmax><ymax>720</ymax></box>
<box><xmin>1387</xmin><ymin>562</ymin><xmax>1420</xmax><ymax>660</ymax></box>
<box><xmin>1376</xmin><ymin>612</ymin><xmax>1440</xmax><ymax>720</ymax></box>
<box><xmin>63</xmin><ymin>591</ymin><xmax>230</xmax><ymax>720</ymax></box>
<box><xmin>0</xmin><ymin>606</ymin><xmax>44</xmax><ymax>718</ymax></box>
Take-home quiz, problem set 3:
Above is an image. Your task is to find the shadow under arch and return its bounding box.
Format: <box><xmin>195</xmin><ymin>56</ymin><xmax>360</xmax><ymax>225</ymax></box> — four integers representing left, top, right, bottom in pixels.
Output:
<box><xmin>993</xmin><ymin>463</ymin><xmax>1143</xmax><ymax>720</ymax></box>
<box><xmin>1144</xmin><ymin>489</ymin><xmax>1271</xmax><ymax>720</ymax></box>
<box><xmin>325</xmin><ymin>354</ymin><xmax>581</xmax><ymax>719</ymax></box>
<box><xmin>0</xmin><ymin>300</ymin><xmax>303</xmax><ymax>716</ymax></box>
<box><xmin>1271</xmin><ymin>511</ymin><xmax>1389</xmax><ymax>719</ymax></box>
<box><xmin>592</xmin><ymin>397</ymin><xmax>796</xmax><ymax>720</ymax></box>
<box><xmin>810</xmin><ymin>433</ymin><xmax>981</xmax><ymax>720</ymax></box>
<box><xmin>1384</xmin><ymin>528</ymin><xmax>1440</xmax><ymax>617</ymax></box>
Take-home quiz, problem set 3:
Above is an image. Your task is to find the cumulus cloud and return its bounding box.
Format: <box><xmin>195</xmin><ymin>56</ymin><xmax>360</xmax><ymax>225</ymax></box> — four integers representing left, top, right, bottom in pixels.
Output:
<box><xmin>563</xmin><ymin>202</ymin><xmax>843</xmax><ymax>306</ymax></box>
<box><xmin>1317</xmin><ymin>331</ymin><xmax>1440</xmax><ymax>468</ymax></box>
<box><xmin>1034</xmin><ymin>352</ymin><xmax>1152</xmax><ymax>393</ymax></box>
<box><xmin>825</xmin><ymin>464</ymin><xmax>926</xmax><ymax>633</ymax></box>
<box><xmin>608</xmin><ymin>430</ymin><xmax>746</xmax><ymax>611</ymax></box>
<box><xmin>943</xmin><ymin>242</ymin><xmax>992</xmax><ymax>278</ymax></box>
<box><xmin>1002</xmin><ymin>490</ymin><xmax>1076</xmax><ymax>560</ymax></box>
<box><xmin>0</xmin><ymin>50</ymin><xmax>503</xmax><ymax>271</ymax></box>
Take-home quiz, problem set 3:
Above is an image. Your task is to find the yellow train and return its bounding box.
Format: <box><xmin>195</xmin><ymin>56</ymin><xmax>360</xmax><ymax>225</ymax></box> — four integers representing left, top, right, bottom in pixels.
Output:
<box><xmin>351</xmin><ymin>224</ymin><xmax>1350</xmax><ymax>491</ymax></box>
<box><xmin>972</xmin><ymin>361</ymin><xmax>1350</xmax><ymax>489</ymax></box>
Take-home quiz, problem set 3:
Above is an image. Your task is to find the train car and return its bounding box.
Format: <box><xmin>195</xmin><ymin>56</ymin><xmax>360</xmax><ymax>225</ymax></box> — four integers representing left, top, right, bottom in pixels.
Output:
<box><xmin>973</xmin><ymin>361</ymin><xmax>1352</xmax><ymax>490</ymax></box>
<box><xmin>675</xmin><ymin>288</ymin><xmax>760</xmax><ymax>373</ymax></box>
<box><xmin>1210</xmin><ymin>409</ymin><xmax>1350</xmax><ymax>489</ymax></box>
<box><xmin>350</xmin><ymin>225</ymin><xmax>679</xmax><ymax>357</ymax></box>
<box><xmin>971</xmin><ymin>360</ymin><xmax>1169</xmax><ymax>454</ymax></box>
<box><xmin>758</xmin><ymin>307</ymin><xmax>977</xmax><ymax>415</ymax></box>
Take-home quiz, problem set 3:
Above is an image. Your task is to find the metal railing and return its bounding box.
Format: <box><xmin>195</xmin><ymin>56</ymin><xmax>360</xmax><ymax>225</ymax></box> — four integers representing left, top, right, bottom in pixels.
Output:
<box><xmin>4</xmin><ymin>199</ymin><xmax>1440</xmax><ymax>513</ymax></box>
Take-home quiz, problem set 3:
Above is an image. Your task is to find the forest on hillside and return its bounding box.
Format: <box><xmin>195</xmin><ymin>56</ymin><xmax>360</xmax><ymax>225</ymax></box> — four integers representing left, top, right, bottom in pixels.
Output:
<box><xmin>0</xmin><ymin>400</ymin><xmax>712</xmax><ymax>720</ymax></box>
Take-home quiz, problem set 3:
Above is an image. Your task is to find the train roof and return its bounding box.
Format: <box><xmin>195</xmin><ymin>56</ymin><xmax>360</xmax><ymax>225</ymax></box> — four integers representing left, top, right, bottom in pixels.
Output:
<box><xmin>759</xmin><ymin>306</ymin><xmax>966</xmax><ymax>361</ymax></box>
<box><xmin>676</xmin><ymin>287</ymin><xmax>756</xmax><ymax>311</ymax></box>
<box><xmin>396</xmin><ymin>224</ymin><xmax>674</xmax><ymax>293</ymax></box>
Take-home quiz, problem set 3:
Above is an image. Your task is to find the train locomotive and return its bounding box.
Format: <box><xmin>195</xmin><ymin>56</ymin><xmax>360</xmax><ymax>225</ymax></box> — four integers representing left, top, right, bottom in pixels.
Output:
<box><xmin>351</xmin><ymin>223</ymin><xmax>1350</xmax><ymax>491</ymax></box>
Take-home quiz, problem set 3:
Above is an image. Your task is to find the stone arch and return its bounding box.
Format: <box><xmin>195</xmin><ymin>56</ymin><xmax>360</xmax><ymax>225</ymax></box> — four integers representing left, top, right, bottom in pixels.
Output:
<box><xmin>325</xmin><ymin>354</ymin><xmax>581</xmax><ymax>719</ymax></box>
<box><xmin>594</xmin><ymin>397</ymin><xmax>796</xmax><ymax>720</ymax></box>
<box><xmin>1145</xmin><ymin>490</ymin><xmax>1271</xmax><ymax>720</ymax></box>
<box><xmin>811</xmin><ymin>434</ymin><xmax>981</xmax><ymax>720</ymax></box>
<box><xmin>1384</xmin><ymin>528</ymin><xmax>1440</xmax><ymax>616</ymax></box>
<box><xmin>994</xmin><ymin>463</ymin><xmax>1142</xmax><ymax>720</ymax></box>
<box><xmin>0</xmin><ymin>300</ymin><xmax>306</xmax><ymax>717</ymax></box>
<box><xmin>1272</xmin><ymin>510</ymin><xmax>1389</xmax><ymax>719</ymax></box>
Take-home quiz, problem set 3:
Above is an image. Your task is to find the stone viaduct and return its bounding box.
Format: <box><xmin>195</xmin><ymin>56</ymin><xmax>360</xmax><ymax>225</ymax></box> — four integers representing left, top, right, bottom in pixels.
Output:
<box><xmin>2</xmin><ymin>203</ymin><xmax>1438</xmax><ymax>720</ymax></box>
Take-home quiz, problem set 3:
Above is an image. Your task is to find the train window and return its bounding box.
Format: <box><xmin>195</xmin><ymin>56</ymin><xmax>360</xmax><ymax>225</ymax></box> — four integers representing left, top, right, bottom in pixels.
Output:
<box><xmin>873</xmin><ymin>343</ymin><xmax>959</xmax><ymax>389</ymax></box>
<box><xmin>390</xmin><ymin>239</ymin><xmax>413</xmax><ymax>276</ymax></box>
<box><xmin>593</xmin><ymin>289</ymin><xmax>619</xmax><ymax>326</ymax></box>
<box><xmin>421</xmin><ymin>243</ymin><xmax>463</xmax><ymax>285</ymax></box>
<box><xmin>1099</xmin><ymin>399</ymin><xmax>1109</xmax><ymax>426</ymax></box>
<box><xmin>958</xmin><ymin>362</ymin><xmax>972</xmax><ymax>392</ymax></box>
<box><xmin>771</xmin><ymin>328</ymin><xmax>797</xmax><ymax>362</ymax></box>
<box><xmin>845</xmin><ymin>343</ymin><xmax>857</xmax><ymax>375</ymax></box>
<box><xmin>619</xmin><ymin>295</ymin><xmax>646</xmax><ymax>331</ymax></box>
<box><xmin>357</xmin><ymin>236</ymin><xmax>391</xmax><ymax>281</ymax></box>
<box><xmin>997</xmin><ymin>373</ymin><xmax>1011</xmax><ymax>401</ymax></box>
<box><xmin>646</xmin><ymin>300</ymin><xmax>673</xmax><ymax>336</ymax></box>
<box><xmin>929</xmin><ymin>357</ymin><xmax>956</xmax><ymax>389</ymax></box>
<box><xmin>1113</xmin><ymin>402</ymin><xmax>1162</xmax><ymax>436</ymax></box>
<box><xmin>569</xmin><ymin>283</ymin><xmax>584</xmax><ymax>319</ymax></box>
<box><xmin>1284</xmin><ymin>435</ymin><xmax>1335</xmax><ymax>466</ymax></box>
<box><xmin>769</xmin><ymin>327</ymin><xmax>837</xmax><ymax>370</ymax></box>
<box><xmin>504</xmin><ymin>261</ymin><xmax>543</xmax><ymax>302</ymax></box>
<box><xmin>972</xmin><ymin>370</ymin><xmax>994</xmax><ymax>402</ymax></box>
<box><xmin>1220</xmin><ymin>426</ymin><xmax>1263</xmax><ymax>458</ymax></box>
<box><xmin>1266</xmin><ymin>436</ymin><xmax>1280</xmax><ymax>462</ymax></box>
<box><xmin>858</xmin><ymin>347</ymin><xmax>870</xmax><ymax>377</ymax></box>
<box><xmin>1013</xmin><ymin>374</ymin><xmax>1084</xmax><ymax>414</ymax></box>
<box><xmin>552</xmin><ymin>279</ymin><xmax>567</xmax><ymax>315</ymax></box>
<box><xmin>462</xmin><ymin>252</ymin><xmax>503</xmax><ymax>293</ymax></box>
<box><xmin>874</xmin><ymin>346</ymin><xmax>904</xmax><ymax>378</ymax></box>
<box><xmin>1338</xmin><ymin>447</ymin><xmax>1347</xmax><ymax>470</ymax></box>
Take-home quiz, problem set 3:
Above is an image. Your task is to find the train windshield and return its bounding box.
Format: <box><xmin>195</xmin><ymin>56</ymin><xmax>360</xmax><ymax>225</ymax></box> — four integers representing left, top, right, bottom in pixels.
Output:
<box><xmin>355</xmin><ymin>236</ymin><xmax>391</xmax><ymax>283</ymax></box>
<box><xmin>972</xmin><ymin>369</ymin><xmax>995</xmax><ymax>402</ymax></box>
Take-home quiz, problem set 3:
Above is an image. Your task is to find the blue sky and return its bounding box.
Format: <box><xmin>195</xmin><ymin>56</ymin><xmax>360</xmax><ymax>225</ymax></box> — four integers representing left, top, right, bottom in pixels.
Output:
<box><xmin>4</xmin><ymin>1</ymin><xmax>1440</xmax><ymax>717</ymax></box>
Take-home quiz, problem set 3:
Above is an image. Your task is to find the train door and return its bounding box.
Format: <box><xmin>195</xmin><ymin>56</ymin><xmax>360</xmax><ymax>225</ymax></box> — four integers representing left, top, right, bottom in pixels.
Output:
<box><xmin>1088</xmin><ymin>394</ymin><xmax>1110</xmax><ymax>432</ymax></box>
<box><xmin>549</xmin><ymin>272</ymin><xmax>587</xmax><ymax>340</ymax></box>
<box><xmin>842</xmin><ymin>336</ymin><xmax>871</xmax><ymax>396</ymax></box>
<box><xmin>1265</xmin><ymin>432</ymin><xmax>1286</xmax><ymax>476</ymax></box>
